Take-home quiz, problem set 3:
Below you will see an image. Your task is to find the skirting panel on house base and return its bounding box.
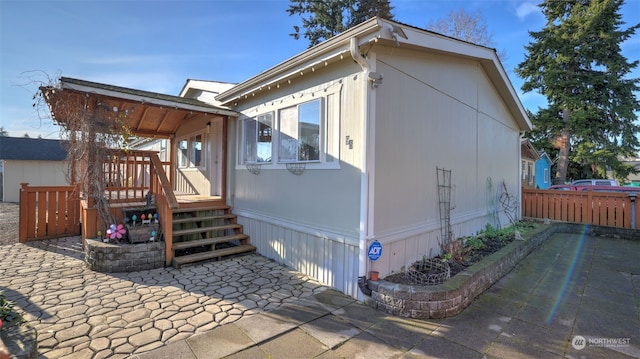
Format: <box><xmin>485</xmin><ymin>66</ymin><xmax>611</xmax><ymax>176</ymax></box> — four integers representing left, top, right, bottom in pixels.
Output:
<box><xmin>238</xmin><ymin>215</ymin><xmax>360</xmax><ymax>298</ymax></box>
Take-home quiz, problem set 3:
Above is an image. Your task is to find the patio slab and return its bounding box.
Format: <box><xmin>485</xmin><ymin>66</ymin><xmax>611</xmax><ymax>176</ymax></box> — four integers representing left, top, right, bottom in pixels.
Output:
<box><xmin>1</xmin><ymin>228</ymin><xmax>638</xmax><ymax>358</ymax></box>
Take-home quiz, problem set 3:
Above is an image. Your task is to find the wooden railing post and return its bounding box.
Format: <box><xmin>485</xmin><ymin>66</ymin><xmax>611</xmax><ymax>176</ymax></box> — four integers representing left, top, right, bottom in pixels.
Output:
<box><xmin>19</xmin><ymin>183</ymin><xmax>29</xmax><ymax>242</ymax></box>
<box><xmin>149</xmin><ymin>152</ymin><xmax>177</xmax><ymax>266</ymax></box>
<box><xmin>629</xmin><ymin>192</ymin><xmax>637</xmax><ymax>229</ymax></box>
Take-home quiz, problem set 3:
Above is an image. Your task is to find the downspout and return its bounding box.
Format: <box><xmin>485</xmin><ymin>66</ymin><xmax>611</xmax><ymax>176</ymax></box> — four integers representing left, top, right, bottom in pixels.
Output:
<box><xmin>351</xmin><ymin>37</ymin><xmax>373</xmax><ymax>297</ymax></box>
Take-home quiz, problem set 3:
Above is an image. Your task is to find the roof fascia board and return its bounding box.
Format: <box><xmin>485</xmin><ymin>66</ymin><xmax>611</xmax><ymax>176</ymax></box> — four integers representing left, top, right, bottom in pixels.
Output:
<box><xmin>61</xmin><ymin>79</ymin><xmax>238</xmax><ymax>118</ymax></box>
<box><xmin>217</xmin><ymin>17</ymin><xmax>383</xmax><ymax>104</ymax></box>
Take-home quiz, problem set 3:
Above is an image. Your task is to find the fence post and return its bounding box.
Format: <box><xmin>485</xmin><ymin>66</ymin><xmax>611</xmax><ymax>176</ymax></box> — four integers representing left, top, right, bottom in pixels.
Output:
<box><xmin>19</xmin><ymin>183</ymin><xmax>29</xmax><ymax>242</ymax></box>
<box><xmin>629</xmin><ymin>192</ymin><xmax>637</xmax><ymax>229</ymax></box>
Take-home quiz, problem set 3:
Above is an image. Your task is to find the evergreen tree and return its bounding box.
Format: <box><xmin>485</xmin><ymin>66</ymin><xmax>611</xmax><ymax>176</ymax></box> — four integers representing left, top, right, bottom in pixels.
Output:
<box><xmin>287</xmin><ymin>0</ymin><xmax>394</xmax><ymax>48</ymax></box>
<box><xmin>516</xmin><ymin>0</ymin><xmax>640</xmax><ymax>183</ymax></box>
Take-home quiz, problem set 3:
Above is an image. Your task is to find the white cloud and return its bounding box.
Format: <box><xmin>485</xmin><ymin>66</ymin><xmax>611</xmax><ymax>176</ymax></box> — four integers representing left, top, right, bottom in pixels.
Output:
<box><xmin>516</xmin><ymin>2</ymin><xmax>540</xmax><ymax>20</ymax></box>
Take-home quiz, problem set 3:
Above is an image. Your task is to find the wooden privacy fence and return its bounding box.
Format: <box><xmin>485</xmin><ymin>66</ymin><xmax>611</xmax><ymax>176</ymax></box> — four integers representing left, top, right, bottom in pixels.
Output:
<box><xmin>522</xmin><ymin>188</ymin><xmax>640</xmax><ymax>229</ymax></box>
<box><xmin>19</xmin><ymin>183</ymin><xmax>81</xmax><ymax>242</ymax></box>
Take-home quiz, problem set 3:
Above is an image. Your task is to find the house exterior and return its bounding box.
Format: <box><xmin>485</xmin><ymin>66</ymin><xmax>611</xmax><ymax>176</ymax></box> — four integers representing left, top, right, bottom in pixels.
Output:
<box><xmin>620</xmin><ymin>158</ymin><xmax>640</xmax><ymax>187</ymax></box>
<box><xmin>206</xmin><ymin>17</ymin><xmax>531</xmax><ymax>299</ymax></box>
<box><xmin>0</xmin><ymin>137</ymin><xmax>69</xmax><ymax>202</ymax></box>
<box><xmin>535</xmin><ymin>151</ymin><xmax>553</xmax><ymax>189</ymax></box>
<box><xmin>39</xmin><ymin>17</ymin><xmax>531</xmax><ymax>301</ymax></box>
<box><xmin>521</xmin><ymin>138</ymin><xmax>539</xmax><ymax>189</ymax></box>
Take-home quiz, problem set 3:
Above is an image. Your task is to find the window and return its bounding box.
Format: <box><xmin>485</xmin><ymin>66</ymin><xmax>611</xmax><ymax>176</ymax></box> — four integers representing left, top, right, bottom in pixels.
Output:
<box><xmin>238</xmin><ymin>88</ymin><xmax>339</xmax><ymax>170</ymax></box>
<box><xmin>544</xmin><ymin>168</ymin><xmax>549</xmax><ymax>183</ymax></box>
<box><xmin>279</xmin><ymin>99</ymin><xmax>321</xmax><ymax>162</ymax></box>
<box><xmin>527</xmin><ymin>163</ymin><xmax>533</xmax><ymax>184</ymax></box>
<box><xmin>243</xmin><ymin>113</ymin><xmax>273</xmax><ymax>163</ymax></box>
<box><xmin>177</xmin><ymin>133</ymin><xmax>204</xmax><ymax>168</ymax></box>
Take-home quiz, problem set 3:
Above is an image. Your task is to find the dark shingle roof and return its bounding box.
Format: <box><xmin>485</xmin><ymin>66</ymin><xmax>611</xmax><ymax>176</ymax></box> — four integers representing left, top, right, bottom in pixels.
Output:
<box><xmin>0</xmin><ymin>137</ymin><xmax>67</xmax><ymax>161</ymax></box>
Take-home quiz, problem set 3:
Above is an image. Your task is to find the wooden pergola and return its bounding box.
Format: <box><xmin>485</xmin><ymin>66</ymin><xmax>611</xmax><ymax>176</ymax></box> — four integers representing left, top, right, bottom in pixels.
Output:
<box><xmin>38</xmin><ymin>78</ymin><xmax>239</xmax><ymax>261</ymax></box>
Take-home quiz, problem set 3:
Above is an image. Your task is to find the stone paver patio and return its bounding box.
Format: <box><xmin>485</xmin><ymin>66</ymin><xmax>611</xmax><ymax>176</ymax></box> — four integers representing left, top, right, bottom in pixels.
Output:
<box><xmin>0</xmin><ymin>237</ymin><xmax>326</xmax><ymax>358</ymax></box>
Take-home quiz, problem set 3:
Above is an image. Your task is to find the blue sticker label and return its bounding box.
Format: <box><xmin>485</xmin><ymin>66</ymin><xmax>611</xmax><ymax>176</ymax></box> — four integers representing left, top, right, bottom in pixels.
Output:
<box><xmin>368</xmin><ymin>241</ymin><xmax>383</xmax><ymax>261</ymax></box>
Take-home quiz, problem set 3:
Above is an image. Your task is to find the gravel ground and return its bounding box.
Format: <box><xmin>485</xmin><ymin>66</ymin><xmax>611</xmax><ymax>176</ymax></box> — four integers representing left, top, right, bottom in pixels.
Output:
<box><xmin>0</xmin><ymin>202</ymin><xmax>19</xmax><ymax>246</ymax></box>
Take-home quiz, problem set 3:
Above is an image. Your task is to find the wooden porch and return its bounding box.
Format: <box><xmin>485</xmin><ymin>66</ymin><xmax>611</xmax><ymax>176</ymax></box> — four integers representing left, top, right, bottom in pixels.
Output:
<box><xmin>37</xmin><ymin>77</ymin><xmax>254</xmax><ymax>268</ymax></box>
<box><xmin>81</xmin><ymin>149</ymin><xmax>255</xmax><ymax>267</ymax></box>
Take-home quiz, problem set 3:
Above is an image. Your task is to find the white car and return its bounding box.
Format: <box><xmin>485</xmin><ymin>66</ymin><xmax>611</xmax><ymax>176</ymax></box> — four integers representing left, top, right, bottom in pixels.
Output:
<box><xmin>570</xmin><ymin>179</ymin><xmax>619</xmax><ymax>186</ymax></box>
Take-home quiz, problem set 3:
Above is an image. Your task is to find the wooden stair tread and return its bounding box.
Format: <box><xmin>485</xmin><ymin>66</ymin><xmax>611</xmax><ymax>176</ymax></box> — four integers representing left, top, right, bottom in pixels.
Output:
<box><xmin>172</xmin><ymin>214</ymin><xmax>236</xmax><ymax>224</ymax></box>
<box><xmin>172</xmin><ymin>234</ymin><xmax>249</xmax><ymax>250</ymax></box>
<box><xmin>172</xmin><ymin>244</ymin><xmax>256</xmax><ymax>267</ymax></box>
<box><xmin>173</xmin><ymin>224</ymin><xmax>241</xmax><ymax>236</ymax></box>
<box><xmin>173</xmin><ymin>205</ymin><xmax>231</xmax><ymax>214</ymax></box>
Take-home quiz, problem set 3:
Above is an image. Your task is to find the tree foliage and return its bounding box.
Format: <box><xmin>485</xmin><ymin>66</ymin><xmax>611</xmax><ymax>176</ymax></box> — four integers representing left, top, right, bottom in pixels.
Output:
<box><xmin>517</xmin><ymin>0</ymin><xmax>640</xmax><ymax>183</ymax></box>
<box><xmin>426</xmin><ymin>8</ymin><xmax>507</xmax><ymax>63</ymax></box>
<box><xmin>287</xmin><ymin>0</ymin><xmax>394</xmax><ymax>48</ymax></box>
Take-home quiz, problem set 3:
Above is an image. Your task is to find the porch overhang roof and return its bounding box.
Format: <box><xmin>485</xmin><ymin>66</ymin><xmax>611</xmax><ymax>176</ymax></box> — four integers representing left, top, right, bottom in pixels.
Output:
<box><xmin>41</xmin><ymin>77</ymin><xmax>238</xmax><ymax>139</ymax></box>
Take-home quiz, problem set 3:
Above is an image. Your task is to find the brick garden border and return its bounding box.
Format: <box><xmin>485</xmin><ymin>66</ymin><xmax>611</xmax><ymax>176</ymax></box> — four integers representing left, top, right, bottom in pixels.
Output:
<box><xmin>366</xmin><ymin>222</ymin><xmax>638</xmax><ymax>319</ymax></box>
<box><xmin>85</xmin><ymin>238</ymin><xmax>165</xmax><ymax>273</ymax></box>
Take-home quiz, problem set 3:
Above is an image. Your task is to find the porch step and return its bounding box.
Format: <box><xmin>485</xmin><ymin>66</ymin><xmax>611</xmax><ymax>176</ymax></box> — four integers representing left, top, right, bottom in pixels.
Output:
<box><xmin>173</xmin><ymin>205</ymin><xmax>231</xmax><ymax>214</ymax></box>
<box><xmin>172</xmin><ymin>234</ymin><xmax>249</xmax><ymax>251</ymax></box>
<box><xmin>172</xmin><ymin>244</ymin><xmax>256</xmax><ymax>268</ymax></box>
<box><xmin>170</xmin><ymin>204</ymin><xmax>253</xmax><ymax>268</ymax></box>
<box><xmin>172</xmin><ymin>214</ymin><xmax>236</xmax><ymax>225</ymax></box>
<box><xmin>173</xmin><ymin>224</ymin><xmax>242</xmax><ymax>237</ymax></box>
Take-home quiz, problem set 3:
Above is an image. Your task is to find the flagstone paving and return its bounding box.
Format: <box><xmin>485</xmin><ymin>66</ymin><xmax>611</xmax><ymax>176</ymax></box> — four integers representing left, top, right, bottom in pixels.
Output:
<box><xmin>2</xmin><ymin>230</ymin><xmax>639</xmax><ymax>358</ymax></box>
<box><xmin>0</xmin><ymin>237</ymin><xmax>327</xmax><ymax>358</ymax></box>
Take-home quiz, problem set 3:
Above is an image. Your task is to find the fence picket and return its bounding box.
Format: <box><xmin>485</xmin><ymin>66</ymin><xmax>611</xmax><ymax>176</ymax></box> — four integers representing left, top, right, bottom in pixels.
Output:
<box><xmin>522</xmin><ymin>188</ymin><xmax>639</xmax><ymax>230</ymax></box>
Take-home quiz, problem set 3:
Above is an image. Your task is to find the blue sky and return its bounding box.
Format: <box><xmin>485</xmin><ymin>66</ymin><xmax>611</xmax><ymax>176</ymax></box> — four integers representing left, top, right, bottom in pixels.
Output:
<box><xmin>1</xmin><ymin>0</ymin><xmax>638</xmax><ymax>139</ymax></box>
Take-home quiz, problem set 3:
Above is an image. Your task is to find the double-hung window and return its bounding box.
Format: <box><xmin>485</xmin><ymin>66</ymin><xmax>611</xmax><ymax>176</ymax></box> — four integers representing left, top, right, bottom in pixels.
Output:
<box><xmin>177</xmin><ymin>133</ymin><xmax>204</xmax><ymax>169</ymax></box>
<box><xmin>279</xmin><ymin>99</ymin><xmax>321</xmax><ymax>162</ymax></box>
<box><xmin>243</xmin><ymin>113</ymin><xmax>273</xmax><ymax>163</ymax></box>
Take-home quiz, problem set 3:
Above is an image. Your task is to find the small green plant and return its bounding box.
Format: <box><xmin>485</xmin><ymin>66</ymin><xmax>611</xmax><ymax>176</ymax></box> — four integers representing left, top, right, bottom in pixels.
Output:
<box><xmin>464</xmin><ymin>235</ymin><xmax>486</xmax><ymax>251</ymax></box>
<box><xmin>0</xmin><ymin>291</ymin><xmax>25</xmax><ymax>327</ymax></box>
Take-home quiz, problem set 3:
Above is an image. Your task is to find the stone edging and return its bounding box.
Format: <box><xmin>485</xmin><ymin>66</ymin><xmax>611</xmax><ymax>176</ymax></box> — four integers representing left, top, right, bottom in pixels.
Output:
<box><xmin>366</xmin><ymin>223</ymin><xmax>560</xmax><ymax>319</ymax></box>
<box><xmin>84</xmin><ymin>238</ymin><xmax>165</xmax><ymax>273</ymax></box>
<box><xmin>366</xmin><ymin>222</ymin><xmax>638</xmax><ymax>319</ymax></box>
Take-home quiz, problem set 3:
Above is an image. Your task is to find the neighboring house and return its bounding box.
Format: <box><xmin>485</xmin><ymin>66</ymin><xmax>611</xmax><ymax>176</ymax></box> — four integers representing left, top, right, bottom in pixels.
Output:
<box><xmin>179</xmin><ymin>79</ymin><xmax>236</xmax><ymax>107</ymax></box>
<box><xmin>535</xmin><ymin>151</ymin><xmax>553</xmax><ymax>189</ymax></box>
<box><xmin>620</xmin><ymin>158</ymin><xmax>640</xmax><ymax>187</ymax></box>
<box><xmin>211</xmin><ymin>17</ymin><xmax>532</xmax><ymax>299</ymax></box>
<box><xmin>0</xmin><ymin>137</ymin><xmax>69</xmax><ymax>202</ymax></box>
<box><xmin>521</xmin><ymin>139</ymin><xmax>539</xmax><ymax>189</ymax></box>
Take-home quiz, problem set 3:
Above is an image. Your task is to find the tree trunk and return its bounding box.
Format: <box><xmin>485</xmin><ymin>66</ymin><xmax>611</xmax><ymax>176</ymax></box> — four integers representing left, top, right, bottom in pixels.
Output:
<box><xmin>554</xmin><ymin>109</ymin><xmax>572</xmax><ymax>184</ymax></box>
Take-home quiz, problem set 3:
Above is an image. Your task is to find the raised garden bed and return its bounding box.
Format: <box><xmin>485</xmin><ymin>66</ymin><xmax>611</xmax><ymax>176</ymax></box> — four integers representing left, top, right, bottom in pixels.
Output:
<box><xmin>366</xmin><ymin>223</ymin><xmax>556</xmax><ymax>319</ymax></box>
<box><xmin>366</xmin><ymin>222</ymin><xmax>639</xmax><ymax>319</ymax></box>
<box><xmin>85</xmin><ymin>237</ymin><xmax>165</xmax><ymax>273</ymax></box>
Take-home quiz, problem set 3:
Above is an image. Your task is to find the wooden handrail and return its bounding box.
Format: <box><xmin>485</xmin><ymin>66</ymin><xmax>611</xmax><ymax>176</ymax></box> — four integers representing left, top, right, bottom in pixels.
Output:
<box><xmin>149</xmin><ymin>152</ymin><xmax>176</xmax><ymax>265</ymax></box>
<box><xmin>150</xmin><ymin>154</ymin><xmax>178</xmax><ymax>208</ymax></box>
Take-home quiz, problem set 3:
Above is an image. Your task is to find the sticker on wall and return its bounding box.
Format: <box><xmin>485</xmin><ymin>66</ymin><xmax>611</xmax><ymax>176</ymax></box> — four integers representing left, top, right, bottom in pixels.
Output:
<box><xmin>368</xmin><ymin>241</ymin><xmax>383</xmax><ymax>261</ymax></box>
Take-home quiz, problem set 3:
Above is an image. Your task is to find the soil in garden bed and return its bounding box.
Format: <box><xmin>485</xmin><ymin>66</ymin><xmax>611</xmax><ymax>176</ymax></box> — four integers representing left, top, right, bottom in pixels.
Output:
<box><xmin>384</xmin><ymin>222</ymin><xmax>537</xmax><ymax>285</ymax></box>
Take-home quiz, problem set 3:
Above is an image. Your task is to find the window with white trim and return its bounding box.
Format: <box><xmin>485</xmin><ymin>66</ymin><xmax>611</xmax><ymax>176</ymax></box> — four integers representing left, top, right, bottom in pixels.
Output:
<box><xmin>544</xmin><ymin>168</ymin><xmax>549</xmax><ymax>183</ymax></box>
<box><xmin>279</xmin><ymin>99</ymin><xmax>321</xmax><ymax>162</ymax></box>
<box><xmin>243</xmin><ymin>112</ymin><xmax>273</xmax><ymax>163</ymax></box>
<box><xmin>177</xmin><ymin>133</ymin><xmax>204</xmax><ymax>168</ymax></box>
<box><xmin>240</xmin><ymin>98</ymin><xmax>324</xmax><ymax>165</ymax></box>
